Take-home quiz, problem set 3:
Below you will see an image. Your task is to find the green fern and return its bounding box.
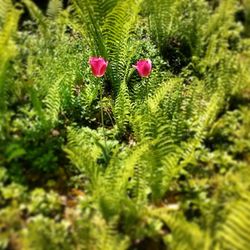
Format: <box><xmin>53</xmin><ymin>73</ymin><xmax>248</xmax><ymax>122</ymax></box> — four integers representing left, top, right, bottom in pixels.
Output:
<box><xmin>219</xmin><ymin>193</ymin><xmax>250</xmax><ymax>250</ymax></box>
<box><xmin>43</xmin><ymin>75</ymin><xmax>64</xmax><ymax>125</ymax></box>
<box><xmin>46</xmin><ymin>0</ymin><xmax>63</xmax><ymax>19</ymax></box>
<box><xmin>102</xmin><ymin>0</ymin><xmax>142</xmax><ymax>91</ymax></box>
<box><xmin>147</xmin><ymin>0</ymin><xmax>209</xmax><ymax>62</ymax></box>
<box><xmin>0</xmin><ymin>0</ymin><xmax>13</xmax><ymax>25</ymax></box>
<box><xmin>63</xmin><ymin>126</ymin><xmax>102</xmax><ymax>190</ymax></box>
<box><xmin>72</xmin><ymin>0</ymin><xmax>142</xmax><ymax>93</ymax></box>
<box><xmin>216</xmin><ymin>166</ymin><xmax>250</xmax><ymax>250</ymax></box>
<box><xmin>150</xmin><ymin>208</ymin><xmax>213</xmax><ymax>250</ymax></box>
<box><xmin>0</xmin><ymin>3</ymin><xmax>21</xmax><ymax>112</ymax></box>
<box><xmin>114</xmin><ymin>80</ymin><xmax>132</xmax><ymax>133</ymax></box>
<box><xmin>1</xmin><ymin>0</ymin><xmax>248</xmax><ymax>249</ymax></box>
<box><xmin>72</xmin><ymin>0</ymin><xmax>107</xmax><ymax>56</ymax></box>
<box><xmin>22</xmin><ymin>0</ymin><xmax>48</xmax><ymax>34</ymax></box>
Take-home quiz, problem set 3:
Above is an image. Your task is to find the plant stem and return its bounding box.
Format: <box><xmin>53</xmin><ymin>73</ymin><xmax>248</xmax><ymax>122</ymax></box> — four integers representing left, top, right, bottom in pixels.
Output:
<box><xmin>145</xmin><ymin>78</ymin><xmax>149</xmax><ymax>114</ymax></box>
<box><xmin>99</xmin><ymin>82</ymin><xmax>107</xmax><ymax>148</ymax></box>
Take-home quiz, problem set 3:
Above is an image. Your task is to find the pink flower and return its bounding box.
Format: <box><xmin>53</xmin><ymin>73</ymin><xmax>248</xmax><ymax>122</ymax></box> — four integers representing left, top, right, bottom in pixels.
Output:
<box><xmin>133</xmin><ymin>59</ymin><xmax>152</xmax><ymax>77</ymax></box>
<box><xmin>88</xmin><ymin>57</ymin><xmax>108</xmax><ymax>77</ymax></box>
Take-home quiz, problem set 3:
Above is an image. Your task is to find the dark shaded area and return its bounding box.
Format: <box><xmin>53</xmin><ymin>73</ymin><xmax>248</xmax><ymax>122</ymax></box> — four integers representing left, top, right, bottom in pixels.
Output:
<box><xmin>205</xmin><ymin>0</ymin><xmax>220</xmax><ymax>9</ymax></box>
<box><xmin>16</xmin><ymin>0</ymin><xmax>69</xmax><ymax>27</ymax></box>
<box><xmin>15</xmin><ymin>0</ymin><xmax>69</xmax><ymax>11</ymax></box>
<box><xmin>130</xmin><ymin>237</ymin><xmax>166</xmax><ymax>250</ymax></box>
<box><xmin>228</xmin><ymin>91</ymin><xmax>250</xmax><ymax>111</ymax></box>
<box><xmin>161</xmin><ymin>37</ymin><xmax>192</xmax><ymax>74</ymax></box>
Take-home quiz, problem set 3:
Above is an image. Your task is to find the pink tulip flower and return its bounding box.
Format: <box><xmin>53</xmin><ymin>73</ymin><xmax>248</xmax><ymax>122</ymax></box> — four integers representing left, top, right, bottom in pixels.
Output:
<box><xmin>89</xmin><ymin>57</ymin><xmax>108</xmax><ymax>77</ymax></box>
<box><xmin>133</xmin><ymin>59</ymin><xmax>152</xmax><ymax>77</ymax></box>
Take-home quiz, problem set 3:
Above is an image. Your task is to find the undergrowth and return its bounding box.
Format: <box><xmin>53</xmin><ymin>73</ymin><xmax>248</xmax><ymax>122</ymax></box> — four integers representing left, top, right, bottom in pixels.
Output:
<box><xmin>0</xmin><ymin>0</ymin><xmax>250</xmax><ymax>249</ymax></box>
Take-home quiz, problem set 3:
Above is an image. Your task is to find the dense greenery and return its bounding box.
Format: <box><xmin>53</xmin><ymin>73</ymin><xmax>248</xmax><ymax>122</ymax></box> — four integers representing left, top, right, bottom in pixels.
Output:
<box><xmin>0</xmin><ymin>0</ymin><xmax>250</xmax><ymax>249</ymax></box>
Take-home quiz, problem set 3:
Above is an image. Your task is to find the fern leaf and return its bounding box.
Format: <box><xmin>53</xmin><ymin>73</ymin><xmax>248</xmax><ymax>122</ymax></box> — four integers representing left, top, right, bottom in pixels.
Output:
<box><xmin>114</xmin><ymin>80</ymin><xmax>131</xmax><ymax>133</ymax></box>
<box><xmin>22</xmin><ymin>0</ymin><xmax>47</xmax><ymax>33</ymax></box>
<box><xmin>104</xmin><ymin>143</ymin><xmax>149</xmax><ymax>197</ymax></box>
<box><xmin>72</xmin><ymin>0</ymin><xmax>107</xmax><ymax>56</ymax></box>
<box><xmin>150</xmin><ymin>209</ymin><xmax>210</xmax><ymax>250</ymax></box>
<box><xmin>44</xmin><ymin>75</ymin><xmax>64</xmax><ymax>125</ymax></box>
<box><xmin>102</xmin><ymin>0</ymin><xmax>142</xmax><ymax>91</ymax></box>
<box><xmin>46</xmin><ymin>0</ymin><xmax>63</xmax><ymax>19</ymax></box>
<box><xmin>0</xmin><ymin>0</ymin><xmax>13</xmax><ymax>25</ymax></box>
<box><xmin>0</xmin><ymin>5</ymin><xmax>21</xmax><ymax>112</ymax></box>
<box><xmin>219</xmin><ymin>193</ymin><xmax>250</xmax><ymax>250</ymax></box>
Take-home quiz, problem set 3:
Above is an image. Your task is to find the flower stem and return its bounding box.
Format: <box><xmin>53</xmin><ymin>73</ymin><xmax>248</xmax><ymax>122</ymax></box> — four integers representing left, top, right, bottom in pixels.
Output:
<box><xmin>145</xmin><ymin>78</ymin><xmax>149</xmax><ymax>114</ymax></box>
<box><xmin>99</xmin><ymin>82</ymin><xmax>107</xmax><ymax>148</ymax></box>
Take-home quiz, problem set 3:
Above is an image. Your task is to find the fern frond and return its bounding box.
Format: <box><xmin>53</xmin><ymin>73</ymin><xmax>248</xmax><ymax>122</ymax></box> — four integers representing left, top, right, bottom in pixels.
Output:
<box><xmin>72</xmin><ymin>0</ymin><xmax>142</xmax><ymax>93</ymax></box>
<box><xmin>0</xmin><ymin>4</ymin><xmax>21</xmax><ymax>112</ymax></box>
<box><xmin>99</xmin><ymin>0</ymin><xmax>119</xmax><ymax>24</ymax></box>
<box><xmin>103</xmin><ymin>143</ymin><xmax>149</xmax><ymax>198</ymax></box>
<box><xmin>114</xmin><ymin>80</ymin><xmax>131</xmax><ymax>133</ymax></box>
<box><xmin>96</xmin><ymin>217</ymin><xmax>129</xmax><ymax>250</ymax></box>
<box><xmin>22</xmin><ymin>0</ymin><xmax>47</xmax><ymax>33</ymax></box>
<box><xmin>0</xmin><ymin>0</ymin><xmax>13</xmax><ymax>25</ymax></box>
<box><xmin>72</xmin><ymin>0</ymin><xmax>107</xmax><ymax>56</ymax></box>
<box><xmin>28</xmin><ymin>86</ymin><xmax>46</xmax><ymax>123</ymax></box>
<box><xmin>180</xmin><ymin>90</ymin><xmax>223</xmax><ymax>168</ymax></box>
<box><xmin>147</xmin><ymin>78</ymin><xmax>181</xmax><ymax>115</ymax></box>
<box><xmin>63</xmin><ymin>127</ymin><xmax>102</xmax><ymax>190</ymax></box>
<box><xmin>44</xmin><ymin>75</ymin><xmax>65</xmax><ymax>125</ymax></box>
<box><xmin>150</xmin><ymin>209</ymin><xmax>211</xmax><ymax>250</ymax></box>
<box><xmin>198</xmin><ymin>0</ymin><xmax>242</xmax><ymax>75</ymax></box>
<box><xmin>130</xmin><ymin>162</ymin><xmax>149</xmax><ymax>204</ymax></box>
<box><xmin>102</xmin><ymin>0</ymin><xmax>142</xmax><ymax>91</ymax></box>
<box><xmin>220</xmin><ymin>195</ymin><xmax>250</xmax><ymax>250</ymax></box>
<box><xmin>147</xmin><ymin>0</ymin><xmax>174</xmax><ymax>50</ymax></box>
<box><xmin>132</xmin><ymin>78</ymin><xmax>181</xmax><ymax>141</ymax></box>
<box><xmin>46</xmin><ymin>0</ymin><xmax>63</xmax><ymax>19</ymax></box>
<box><xmin>148</xmin><ymin>0</ymin><xmax>209</xmax><ymax>60</ymax></box>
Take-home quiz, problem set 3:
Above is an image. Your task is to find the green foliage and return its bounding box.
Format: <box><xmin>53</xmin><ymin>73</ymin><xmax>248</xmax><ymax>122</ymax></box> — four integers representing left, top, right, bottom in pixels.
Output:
<box><xmin>72</xmin><ymin>0</ymin><xmax>143</xmax><ymax>92</ymax></box>
<box><xmin>63</xmin><ymin>126</ymin><xmax>102</xmax><ymax>187</ymax></box>
<box><xmin>0</xmin><ymin>1</ymin><xmax>21</xmax><ymax>113</ymax></box>
<box><xmin>147</xmin><ymin>0</ymin><xmax>209</xmax><ymax>71</ymax></box>
<box><xmin>22</xmin><ymin>215</ymin><xmax>72</xmax><ymax>250</ymax></box>
<box><xmin>114</xmin><ymin>80</ymin><xmax>132</xmax><ymax>132</ymax></box>
<box><xmin>0</xmin><ymin>0</ymin><xmax>250</xmax><ymax>249</ymax></box>
<box><xmin>219</xmin><ymin>192</ymin><xmax>250</xmax><ymax>250</ymax></box>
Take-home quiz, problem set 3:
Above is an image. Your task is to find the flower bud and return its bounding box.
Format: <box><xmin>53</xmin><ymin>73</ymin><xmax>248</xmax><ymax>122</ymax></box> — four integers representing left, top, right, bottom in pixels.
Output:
<box><xmin>133</xmin><ymin>59</ymin><xmax>152</xmax><ymax>77</ymax></box>
<box><xmin>89</xmin><ymin>57</ymin><xmax>108</xmax><ymax>77</ymax></box>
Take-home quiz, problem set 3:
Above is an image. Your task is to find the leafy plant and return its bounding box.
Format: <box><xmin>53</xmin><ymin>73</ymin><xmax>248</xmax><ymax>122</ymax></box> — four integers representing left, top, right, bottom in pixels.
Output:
<box><xmin>0</xmin><ymin>0</ymin><xmax>249</xmax><ymax>249</ymax></box>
